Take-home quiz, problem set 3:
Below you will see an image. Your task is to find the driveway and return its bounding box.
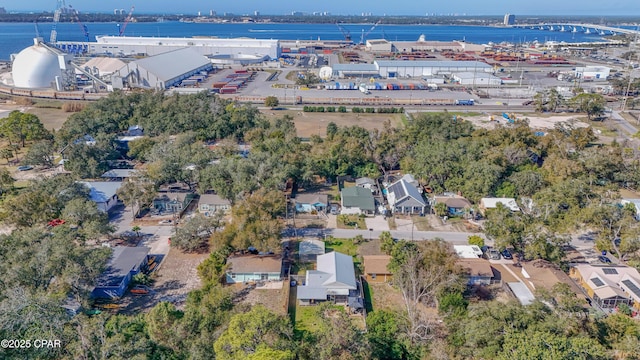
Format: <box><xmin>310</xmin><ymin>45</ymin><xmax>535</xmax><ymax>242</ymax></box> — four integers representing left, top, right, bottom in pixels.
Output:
<box><xmin>365</xmin><ymin>216</ymin><xmax>390</xmax><ymax>231</ymax></box>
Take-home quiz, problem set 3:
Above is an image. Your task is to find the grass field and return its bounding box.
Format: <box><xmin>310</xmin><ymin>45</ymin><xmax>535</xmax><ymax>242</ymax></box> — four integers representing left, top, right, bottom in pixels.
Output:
<box><xmin>336</xmin><ymin>214</ymin><xmax>367</xmax><ymax>230</ymax></box>
<box><xmin>261</xmin><ymin>110</ymin><xmax>404</xmax><ymax>138</ymax></box>
<box><xmin>324</xmin><ymin>238</ymin><xmax>359</xmax><ymax>257</ymax></box>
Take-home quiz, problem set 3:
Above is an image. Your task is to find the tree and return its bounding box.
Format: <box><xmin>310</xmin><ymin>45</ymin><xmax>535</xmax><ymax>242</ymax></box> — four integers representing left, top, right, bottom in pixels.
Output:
<box><xmin>171</xmin><ymin>213</ymin><xmax>225</xmax><ymax>253</ymax></box>
<box><xmin>146</xmin><ymin>301</ymin><xmax>185</xmax><ymax>352</ymax></box>
<box><xmin>0</xmin><ymin>168</ymin><xmax>14</xmax><ymax>194</ymax></box>
<box><xmin>468</xmin><ymin>235</ymin><xmax>484</xmax><ymax>248</ymax></box>
<box><xmin>569</xmin><ymin>93</ymin><xmax>606</xmax><ymax>120</ymax></box>
<box><xmin>22</xmin><ymin>140</ymin><xmax>55</xmax><ymax>168</ymax></box>
<box><xmin>379</xmin><ymin>231</ymin><xmax>396</xmax><ymax>255</ymax></box>
<box><xmin>434</xmin><ymin>202</ymin><xmax>448</xmax><ymax>217</ymax></box>
<box><xmin>389</xmin><ymin>239</ymin><xmax>458</xmax><ymax>344</ymax></box>
<box><xmin>0</xmin><ymin>111</ymin><xmax>51</xmax><ymax>147</ymax></box>
<box><xmin>366</xmin><ymin>310</ymin><xmax>415</xmax><ymax>360</ymax></box>
<box><xmin>264</xmin><ymin>96</ymin><xmax>280</xmax><ymax>108</ymax></box>
<box><xmin>61</xmin><ymin>198</ymin><xmax>114</xmax><ymax>240</ymax></box>
<box><xmin>0</xmin><ymin>147</ymin><xmax>13</xmax><ymax>163</ymax></box>
<box><xmin>116</xmin><ymin>178</ymin><xmax>156</xmax><ymax>217</ymax></box>
<box><xmin>213</xmin><ymin>305</ymin><xmax>294</xmax><ymax>360</ymax></box>
<box><xmin>301</xmin><ymin>303</ymin><xmax>371</xmax><ymax>360</ymax></box>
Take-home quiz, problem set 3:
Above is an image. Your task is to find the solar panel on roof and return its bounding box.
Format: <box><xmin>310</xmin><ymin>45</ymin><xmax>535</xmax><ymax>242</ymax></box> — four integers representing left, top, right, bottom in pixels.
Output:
<box><xmin>390</xmin><ymin>182</ymin><xmax>406</xmax><ymax>199</ymax></box>
<box><xmin>591</xmin><ymin>277</ymin><xmax>605</xmax><ymax>287</ymax></box>
<box><xmin>622</xmin><ymin>280</ymin><xmax>640</xmax><ymax>298</ymax></box>
<box><xmin>602</xmin><ymin>268</ymin><xmax>618</xmax><ymax>275</ymax></box>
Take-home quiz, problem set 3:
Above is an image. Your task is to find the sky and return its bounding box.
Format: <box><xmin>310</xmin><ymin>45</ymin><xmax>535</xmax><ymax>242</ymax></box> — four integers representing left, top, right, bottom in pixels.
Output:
<box><xmin>3</xmin><ymin>0</ymin><xmax>640</xmax><ymax>16</ymax></box>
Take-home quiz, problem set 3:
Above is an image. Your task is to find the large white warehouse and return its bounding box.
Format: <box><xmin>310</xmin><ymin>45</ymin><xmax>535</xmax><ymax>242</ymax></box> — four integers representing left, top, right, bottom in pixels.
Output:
<box><xmin>376</xmin><ymin>60</ymin><xmax>492</xmax><ymax>78</ymax></box>
<box><xmin>57</xmin><ymin>36</ymin><xmax>280</xmax><ymax>59</ymax></box>
<box><xmin>112</xmin><ymin>48</ymin><xmax>213</xmax><ymax>90</ymax></box>
<box><xmin>331</xmin><ymin>60</ymin><xmax>493</xmax><ymax>79</ymax></box>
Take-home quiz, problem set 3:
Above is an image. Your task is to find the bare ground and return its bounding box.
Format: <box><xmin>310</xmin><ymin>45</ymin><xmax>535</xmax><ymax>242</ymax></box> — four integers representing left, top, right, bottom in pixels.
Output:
<box><xmin>122</xmin><ymin>248</ymin><xmax>208</xmax><ymax>313</ymax></box>
<box><xmin>233</xmin><ymin>282</ymin><xmax>289</xmax><ymax>316</ymax></box>
<box><xmin>463</xmin><ymin>113</ymin><xmax>588</xmax><ymax>131</ymax></box>
<box><xmin>369</xmin><ymin>282</ymin><xmax>406</xmax><ymax>312</ymax></box>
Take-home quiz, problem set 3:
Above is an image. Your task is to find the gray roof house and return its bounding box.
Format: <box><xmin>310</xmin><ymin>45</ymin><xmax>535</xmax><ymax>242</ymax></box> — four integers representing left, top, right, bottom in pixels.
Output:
<box><xmin>387</xmin><ymin>178</ymin><xmax>427</xmax><ymax>214</ymax></box>
<box><xmin>101</xmin><ymin>169</ymin><xmax>140</xmax><ymax>181</ymax></box>
<box><xmin>297</xmin><ymin>251</ymin><xmax>357</xmax><ymax>305</ymax></box>
<box><xmin>340</xmin><ymin>187</ymin><xmax>376</xmax><ymax>215</ymax></box>
<box><xmin>79</xmin><ymin>181</ymin><xmax>123</xmax><ymax>212</ymax></box>
<box><xmin>355</xmin><ymin>177</ymin><xmax>379</xmax><ymax>194</ymax></box>
<box><xmin>198</xmin><ymin>194</ymin><xmax>231</xmax><ymax>216</ymax></box>
<box><xmin>92</xmin><ymin>246</ymin><xmax>150</xmax><ymax>298</ymax></box>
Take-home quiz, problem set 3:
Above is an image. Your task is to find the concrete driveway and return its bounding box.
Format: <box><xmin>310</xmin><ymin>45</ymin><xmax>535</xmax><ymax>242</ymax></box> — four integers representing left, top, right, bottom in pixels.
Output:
<box><xmin>365</xmin><ymin>216</ymin><xmax>390</xmax><ymax>231</ymax></box>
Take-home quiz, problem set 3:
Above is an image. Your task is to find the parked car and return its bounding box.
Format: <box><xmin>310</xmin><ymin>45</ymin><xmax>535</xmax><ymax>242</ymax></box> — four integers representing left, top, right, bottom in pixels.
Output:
<box><xmin>487</xmin><ymin>249</ymin><xmax>501</xmax><ymax>260</ymax></box>
<box><xmin>598</xmin><ymin>255</ymin><xmax>612</xmax><ymax>264</ymax></box>
<box><xmin>501</xmin><ymin>249</ymin><xmax>513</xmax><ymax>260</ymax></box>
<box><xmin>330</xmin><ymin>204</ymin><xmax>339</xmax><ymax>215</ymax></box>
<box><xmin>17</xmin><ymin>165</ymin><xmax>33</xmax><ymax>171</ymax></box>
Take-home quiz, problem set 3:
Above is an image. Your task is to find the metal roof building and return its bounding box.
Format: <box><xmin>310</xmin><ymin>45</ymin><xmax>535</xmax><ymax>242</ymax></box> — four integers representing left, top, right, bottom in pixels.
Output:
<box><xmin>81</xmin><ymin>35</ymin><xmax>280</xmax><ymax>59</ymax></box>
<box><xmin>79</xmin><ymin>181</ymin><xmax>123</xmax><ymax>212</ymax></box>
<box><xmin>112</xmin><ymin>47</ymin><xmax>213</xmax><ymax>90</ymax></box>
<box><xmin>374</xmin><ymin>60</ymin><xmax>492</xmax><ymax>78</ymax></box>
<box><xmin>92</xmin><ymin>246</ymin><xmax>150</xmax><ymax>298</ymax></box>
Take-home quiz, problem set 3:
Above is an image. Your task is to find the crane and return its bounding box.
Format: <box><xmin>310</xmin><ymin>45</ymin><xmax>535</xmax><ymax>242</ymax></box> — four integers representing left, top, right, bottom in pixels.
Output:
<box><xmin>68</xmin><ymin>5</ymin><xmax>89</xmax><ymax>42</ymax></box>
<box><xmin>360</xmin><ymin>20</ymin><xmax>381</xmax><ymax>45</ymax></box>
<box><xmin>335</xmin><ymin>22</ymin><xmax>352</xmax><ymax>43</ymax></box>
<box><xmin>49</xmin><ymin>0</ymin><xmax>66</xmax><ymax>43</ymax></box>
<box><xmin>118</xmin><ymin>6</ymin><xmax>135</xmax><ymax>36</ymax></box>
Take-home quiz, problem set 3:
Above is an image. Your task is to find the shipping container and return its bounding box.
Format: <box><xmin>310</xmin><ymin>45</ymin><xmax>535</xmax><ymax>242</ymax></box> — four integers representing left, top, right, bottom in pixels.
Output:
<box><xmin>219</xmin><ymin>87</ymin><xmax>237</xmax><ymax>94</ymax></box>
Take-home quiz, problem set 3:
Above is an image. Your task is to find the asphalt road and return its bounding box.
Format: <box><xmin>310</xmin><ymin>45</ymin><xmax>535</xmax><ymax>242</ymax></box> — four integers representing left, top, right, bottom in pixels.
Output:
<box><xmin>285</xmin><ymin>227</ymin><xmax>488</xmax><ymax>245</ymax></box>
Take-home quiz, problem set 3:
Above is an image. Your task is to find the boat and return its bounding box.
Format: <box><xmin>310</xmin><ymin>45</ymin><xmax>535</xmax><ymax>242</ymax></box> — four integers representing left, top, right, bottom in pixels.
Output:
<box><xmin>585</xmin><ymin>28</ymin><xmax>591</xmax><ymax>34</ymax></box>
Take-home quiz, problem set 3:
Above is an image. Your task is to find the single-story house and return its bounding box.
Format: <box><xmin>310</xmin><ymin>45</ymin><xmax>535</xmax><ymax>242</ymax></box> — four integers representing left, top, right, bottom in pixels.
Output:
<box><xmin>299</xmin><ymin>238</ymin><xmax>326</xmax><ymax>262</ymax></box>
<box><xmin>297</xmin><ymin>251</ymin><xmax>358</xmax><ymax>305</ymax></box>
<box><xmin>458</xmin><ymin>259</ymin><xmax>494</xmax><ymax>286</ymax></box>
<box><xmin>79</xmin><ymin>181</ymin><xmax>123</xmax><ymax>212</ymax></box>
<box><xmin>479</xmin><ymin>197</ymin><xmax>520</xmax><ymax>214</ymax></box>
<box><xmin>570</xmin><ymin>264</ymin><xmax>640</xmax><ymax>310</ymax></box>
<box><xmin>225</xmin><ymin>255</ymin><xmax>282</xmax><ymax>284</ymax></box>
<box><xmin>454</xmin><ymin>245</ymin><xmax>484</xmax><ymax>259</ymax></box>
<box><xmin>101</xmin><ymin>169</ymin><xmax>139</xmax><ymax>181</ymax></box>
<box><xmin>198</xmin><ymin>193</ymin><xmax>231</xmax><ymax>216</ymax></box>
<box><xmin>294</xmin><ymin>193</ymin><xmax>329</xmax><ymax>213</ymax></box>
<box><xmin>363</xmin><ymin>255</ymin><xmax>393</xmax><ymax>283</ymax></box>
<box><xmin>433</xmin><ymin>195</ymin><xmax>472</xmax><ymax>216</ymax></box>
<box><xmin>153</xmin><ymin>192</ymin><xmax>194</xmax><ymax>214</ymax></box>
<box><xmin>91</xmin><ymin>246</ymin><xmax>150</xmax><ymax>298</ymax></box>
<box><xmin>621</xmin><ymin>199</ymin><xmax>640</xmax><ymax>220</ymax></box>
<box><xmin>340</xmin><ymin>187</ymin><xmax>376</xmax><ymax>215</ymax></box>
<box><xmin>386</xmin><ymin>177</ymin><xmax>426</xmax><ymax>214</ymax></box>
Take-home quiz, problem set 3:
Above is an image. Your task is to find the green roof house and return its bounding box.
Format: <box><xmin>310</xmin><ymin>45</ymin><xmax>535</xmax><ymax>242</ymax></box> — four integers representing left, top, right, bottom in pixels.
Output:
<box><xmin>340</xmin><ymin>186</ymin><xmax>376</xmax><ymax>215</ymax></box>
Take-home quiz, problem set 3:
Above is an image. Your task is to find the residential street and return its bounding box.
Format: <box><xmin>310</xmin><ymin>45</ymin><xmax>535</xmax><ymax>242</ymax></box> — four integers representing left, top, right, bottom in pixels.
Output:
<box><xmin>284</xmin><ymin>227</ymin><xmax>488</xmax><ymax>245</ymax></box>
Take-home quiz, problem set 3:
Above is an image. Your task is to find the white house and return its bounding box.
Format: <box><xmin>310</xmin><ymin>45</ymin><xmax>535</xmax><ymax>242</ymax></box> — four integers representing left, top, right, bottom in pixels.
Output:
<box><xmin>479</xmin><ymin>197</ymin><xmax>520</xmax><ymax>214</ymax></box>
<box><xmin>198</xmin><ymin>194</ymin><xmax>231</xmax><ymax>216</ymax></box>
<box><xmin>297</xmin><ymin>251</ymin><xmax>357</xmax><ymax>305</ymax></box>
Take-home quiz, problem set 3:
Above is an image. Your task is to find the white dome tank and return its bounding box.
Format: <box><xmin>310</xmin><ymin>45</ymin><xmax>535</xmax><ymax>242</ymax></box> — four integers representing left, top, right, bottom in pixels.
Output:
<box><xmin>12</xmin><ymin>42</ymin><xmax>62</xmax><ymax>89</ymax></box>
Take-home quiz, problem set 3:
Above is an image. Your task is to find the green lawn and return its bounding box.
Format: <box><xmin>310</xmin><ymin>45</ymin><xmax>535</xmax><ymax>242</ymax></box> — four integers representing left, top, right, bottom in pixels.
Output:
<box><xmin>336</xmin><ymin>214</ymin><xmax>367</xmax><ymax>230</ymax></box>
<box><xmin>295</xmin><ymin>305</ymin><xmax>323</xmax><ymax>334</ymax></box>
<box><xmin>325</xmin><ymin>238</ymin><xmax>358</xmax><ymax>257</ymax></box>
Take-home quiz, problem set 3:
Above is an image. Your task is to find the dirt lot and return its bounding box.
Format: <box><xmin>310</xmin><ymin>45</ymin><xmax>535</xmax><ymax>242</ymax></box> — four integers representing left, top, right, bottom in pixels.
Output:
<box><xmin>261</xmin><ymin>110</ymin><xmax>404</xmax><ymax>138</ymax></box>
<box><xmin>368</xmin><ymin>282</ymin><xmax>405</xmax><ymax>312</ymax></box>
<box><xmin>234</xmin><ymin>282</ymin><xmax>289</xmax><ymax>316</ymax></box>
<box><xmin>462</xmin><ymin>113</ymin><xmax>588</xmax><ymax>131</ymax></box>
<box><xmin>123</xmin><ymin>248</ymin><xmax>208</xmax><ymax>313</ymax></box>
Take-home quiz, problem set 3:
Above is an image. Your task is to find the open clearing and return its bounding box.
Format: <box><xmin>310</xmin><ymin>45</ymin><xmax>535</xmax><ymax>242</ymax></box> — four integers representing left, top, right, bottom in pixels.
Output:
<box><xmin>261</xmin><ymin>110</ymin><xmax>404</xmax><ymax>138</ymax></box>
<box><xmin>460</xmin><ymin>112</ymin><xmax>589</xmax><ymax>130</ymax></box>
<box><xmin>0</xmin><ymin>103</ymin><xmax>71</xmax><ymax>131</ymax></box>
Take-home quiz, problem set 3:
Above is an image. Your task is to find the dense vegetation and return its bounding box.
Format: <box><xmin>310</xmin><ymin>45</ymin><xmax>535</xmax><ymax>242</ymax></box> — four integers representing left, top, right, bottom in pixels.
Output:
<box><xmin>2</xmin><ymin>90</ymin><xmax>640</xmax><ymax>358</ymax></box>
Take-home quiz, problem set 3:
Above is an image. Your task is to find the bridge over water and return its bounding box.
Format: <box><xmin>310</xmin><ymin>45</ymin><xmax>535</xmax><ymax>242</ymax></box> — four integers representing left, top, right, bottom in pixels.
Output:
<box><xmin>511</xmin><ymin>23</ymin><xmax>640</xmax><ymax>36</ymax></box>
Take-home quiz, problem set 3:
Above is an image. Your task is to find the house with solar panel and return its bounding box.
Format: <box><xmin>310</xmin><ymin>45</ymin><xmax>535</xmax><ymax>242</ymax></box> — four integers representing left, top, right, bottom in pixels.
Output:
<box><xmin>385</xmin><ymin>175</ymin><xmax>427</xmax><ymax>214</ymax></box>
<box><xmin>570</xmin><ymin>264</ymin><xmax>640</xmax><ymax>310</ymax></box>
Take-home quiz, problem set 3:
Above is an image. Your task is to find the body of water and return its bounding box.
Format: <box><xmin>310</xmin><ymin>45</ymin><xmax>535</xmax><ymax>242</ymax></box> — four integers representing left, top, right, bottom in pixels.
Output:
<box><xmin>0</xmin><ymin>21</ymin><xmax>623</xmax><ymax>60</ymax></box>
